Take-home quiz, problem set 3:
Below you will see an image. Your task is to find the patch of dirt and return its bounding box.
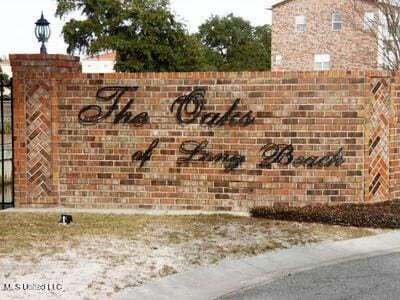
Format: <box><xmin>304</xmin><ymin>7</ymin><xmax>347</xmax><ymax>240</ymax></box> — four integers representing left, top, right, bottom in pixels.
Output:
<box><xmin>0</xmin><ymin>213</ymin><xmax>384</xmax><ymax>299</ymax></box>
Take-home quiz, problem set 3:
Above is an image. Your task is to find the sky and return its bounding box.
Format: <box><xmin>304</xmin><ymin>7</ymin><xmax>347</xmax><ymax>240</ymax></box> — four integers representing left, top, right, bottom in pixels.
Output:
<box><xmin>0</xmin><ymin>0</ymin><xmax>278</xmax><ymax>58</ymax></box>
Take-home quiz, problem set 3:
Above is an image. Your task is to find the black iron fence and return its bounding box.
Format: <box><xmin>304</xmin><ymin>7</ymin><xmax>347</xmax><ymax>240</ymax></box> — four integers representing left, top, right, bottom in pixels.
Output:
<box><xmin>0</xmin><ymin>73</ymin><xmax>14</xmax><ymax>209</ymax></box>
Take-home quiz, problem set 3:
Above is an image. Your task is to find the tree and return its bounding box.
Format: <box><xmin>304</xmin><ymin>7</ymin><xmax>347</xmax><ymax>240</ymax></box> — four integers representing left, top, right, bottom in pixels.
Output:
<box><xmin>198</xmin><ymin>14</ymin><xmax>271</xmax><ymax>71</ymax></box>
<box><xmin>0</xmin><ymin>66</ymin><xmax>10</xmax><ymax>94</ymax></box>
<box><xmin>224</xmin><ymin>25</ymin><xmax>271</xmax><ymax>71</ymax></box>
<box><xmin>350</xmin><ymin>0</ymin><xmax>400</xmax><ymax>70</ymax></box>
<box><xmin>56</xmin><ymin>0</ymin><xmax>210</xmax><ymax>72</ymax></box>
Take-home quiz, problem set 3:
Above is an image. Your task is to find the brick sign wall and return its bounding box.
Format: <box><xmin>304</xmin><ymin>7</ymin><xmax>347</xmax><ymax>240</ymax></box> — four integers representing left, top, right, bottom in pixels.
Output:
<box><xmin>9</xmin><ymin>55</ymin><xmax>399</xmax><ymax>211</ymax></box>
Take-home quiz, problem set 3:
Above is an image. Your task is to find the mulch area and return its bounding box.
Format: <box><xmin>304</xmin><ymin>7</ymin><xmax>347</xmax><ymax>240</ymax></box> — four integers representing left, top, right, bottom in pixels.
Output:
<box><xmin>250</xmin><ymin>200</ymin><xmax>400</xmax><ymax>229</ymax></box>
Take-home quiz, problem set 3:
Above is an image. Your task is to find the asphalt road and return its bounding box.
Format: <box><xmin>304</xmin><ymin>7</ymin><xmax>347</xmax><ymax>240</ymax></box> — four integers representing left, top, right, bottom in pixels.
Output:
<box><xmin>222</xmin><ymin>252</ymin><xmax>400</xmax><ymax>300</ymax></box>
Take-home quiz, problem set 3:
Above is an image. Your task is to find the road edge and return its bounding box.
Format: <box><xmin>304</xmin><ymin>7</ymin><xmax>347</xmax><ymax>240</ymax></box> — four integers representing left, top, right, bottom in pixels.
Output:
<box><xmin>114</xmin><ymin>230</ymin><xmax>400</xmax><ymax>300</ymax></box>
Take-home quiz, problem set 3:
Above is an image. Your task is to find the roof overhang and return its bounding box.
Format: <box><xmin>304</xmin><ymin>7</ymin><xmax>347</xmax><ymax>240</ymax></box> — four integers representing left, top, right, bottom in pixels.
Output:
<box><xmin>272</xmin><ymin>0</ymin><xmax>293</xmax><ymax>8</ymax></box>
<box><xmin>272</xmin><ymin>0</ymin><xmax>378</xmax><ymax>9</ymax></box>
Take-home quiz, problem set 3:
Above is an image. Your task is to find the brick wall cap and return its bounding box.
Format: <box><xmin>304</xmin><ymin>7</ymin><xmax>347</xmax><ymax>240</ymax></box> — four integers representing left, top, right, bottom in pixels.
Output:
<box><xmin>59</xmin><ymin>70</ymin><xmax>393</xmax><ymax>80</ymax></box>
<box><xmin>9</xmin><ymin>54</ymin><xmax>80</xmax><ymax>65</ymax></box>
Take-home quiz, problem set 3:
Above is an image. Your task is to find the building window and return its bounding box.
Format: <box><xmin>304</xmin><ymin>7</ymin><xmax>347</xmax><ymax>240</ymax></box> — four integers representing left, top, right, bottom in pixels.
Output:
<box><xmin>364</xmin><ymin>12</ymin><xmax>374</xmax><ymax>29</ymax></box>
<box><xmin>332</xmin><ymin>12</ymin><xmax>342</xmax><ymax>31</ymax></box>
<box><xmin>276</xmin><ymin>54</ymin><xmax>283</xmax><ymax>65</ymax></box>
<box><xmin>314</xmin><ymin>54</ymin><xmax>331</xmax><ymax>70</ymax></box>
<box><xmin>295</xmin><ymin>15</ymin><xmax>306</xmax><ymax>32</ymax></box>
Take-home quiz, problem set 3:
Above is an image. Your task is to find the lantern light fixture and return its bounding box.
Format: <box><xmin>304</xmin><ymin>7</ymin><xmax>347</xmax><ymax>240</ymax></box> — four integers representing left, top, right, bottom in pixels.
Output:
<box><xmin>35</xmin><ymin>12</ymin><xmax>51</xmax><ymax>54</ymax></box>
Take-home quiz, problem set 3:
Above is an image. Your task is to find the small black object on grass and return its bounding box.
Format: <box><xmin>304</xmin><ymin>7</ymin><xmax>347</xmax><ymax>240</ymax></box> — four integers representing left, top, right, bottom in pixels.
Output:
<box><xmin>59</xmin><ymin>214</ymin><xmax>73</xmax><ymax>225</ymax></box>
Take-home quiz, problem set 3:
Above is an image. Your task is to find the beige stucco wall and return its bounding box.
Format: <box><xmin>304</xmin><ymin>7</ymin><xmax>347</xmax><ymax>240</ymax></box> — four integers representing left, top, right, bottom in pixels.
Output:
<box><xmin>0</xmin><ymin>61</ymin><xmax>12</xmax><ymax>77</ymax></box>
<box><xmin>81</xmin><ymin>59</ymin><xmax>115</xmax><ymax>73</ymax></box>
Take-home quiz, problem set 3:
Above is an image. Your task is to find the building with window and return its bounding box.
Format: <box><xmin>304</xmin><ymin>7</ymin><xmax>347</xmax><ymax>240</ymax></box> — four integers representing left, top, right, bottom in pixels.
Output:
<box><xmin>0</xmin><ymin>60</ymin><xmax>12</xmax><ymax>77</ymax></box>
<box><xmin>81</xmin><ymin>52</ymin><xmax>116</xmax><ymax>73</ymax></box>
<box><xmin>271</xmin><ymin>0</ymin><xmax>380</xmax><ymax>71</ymax></box>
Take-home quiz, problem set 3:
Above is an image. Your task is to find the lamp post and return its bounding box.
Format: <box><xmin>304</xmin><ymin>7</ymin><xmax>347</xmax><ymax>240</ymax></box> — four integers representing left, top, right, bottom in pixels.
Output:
<box><xmin>35</xmin><ymin>12</ymin><xmax>51</xmax><ymax>54</ymax></box>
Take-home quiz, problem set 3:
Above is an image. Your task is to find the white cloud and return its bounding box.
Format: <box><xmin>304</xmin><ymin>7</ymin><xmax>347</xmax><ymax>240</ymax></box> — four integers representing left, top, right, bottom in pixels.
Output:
<box><xmin>0</xmin><ymin>0</ymin><xmax>274</xmax><ymax>57</ymax></box>
<box><xmin>170</xmin><ymin>0</ymin><xmax>272</xmax><ymax>33</ymax></box>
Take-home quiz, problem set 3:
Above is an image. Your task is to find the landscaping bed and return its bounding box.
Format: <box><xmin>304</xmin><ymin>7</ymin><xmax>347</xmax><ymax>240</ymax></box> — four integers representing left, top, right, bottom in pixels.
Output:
<box><xmin>0</xmin><ymin>212</ymin><xmax>383</xmax><ymax>299</ymax></box>
<box><xmin>251</xmin><ymin>200</ymin><xmax>400</xmax><ymax>228</ymax></box>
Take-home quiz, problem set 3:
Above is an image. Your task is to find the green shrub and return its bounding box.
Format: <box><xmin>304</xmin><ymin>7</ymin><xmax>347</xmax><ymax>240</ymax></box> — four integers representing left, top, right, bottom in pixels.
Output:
<box><xmin>3</xmin><ymin>122</ymin><xmax>11</xmax><ymax>134</ymax></box>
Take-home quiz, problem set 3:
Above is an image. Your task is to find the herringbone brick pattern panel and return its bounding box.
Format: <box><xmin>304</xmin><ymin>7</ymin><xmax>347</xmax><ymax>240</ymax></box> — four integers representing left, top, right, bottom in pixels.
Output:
<box><xmin>366</xmin><ymin>78</ymin><xmax>390</xmax><ymax>202</ymax></box>
<box><xmin>25</xmin><ymin>80</ymin><xmax>53</xmax><ymax>199</ymax></box>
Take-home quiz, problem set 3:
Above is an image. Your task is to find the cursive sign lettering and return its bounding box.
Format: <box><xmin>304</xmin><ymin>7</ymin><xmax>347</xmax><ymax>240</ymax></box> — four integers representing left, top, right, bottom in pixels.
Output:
<box><xmin>78</xmin><ymin>86</ymin><xmax>347</xmax><ymax>173</ymax></box>
<box><xmin>132</xmin><ymin>139</ymin><xmax>160</xmax><ymax>168</ymax></box>
<box><xmin>78</xmin><ymin>86</ymin><xmax>149</xmax><ymax>126</ymax></box>
<box><xmin>178</xmin><ymin>140</ymin><xmax>246</xmax><ymax>172</ymax></box>
<box><xmin>260</xmin><ymin>143</ymin><xmax>345</xmax><ymax>168</ymax></box>
<box><xmin>170</xmin><ymin>89</ymin><xmax>255</xmax><ymax>127</ymax></box>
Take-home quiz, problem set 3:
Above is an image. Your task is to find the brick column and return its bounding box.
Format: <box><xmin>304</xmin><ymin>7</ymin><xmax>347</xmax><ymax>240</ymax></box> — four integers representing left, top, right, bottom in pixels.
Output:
<box><xmin>9</xmin><ymin>54</ymin><xmax>80</xmax><ymax>207</ymax></box>
<box><xmin>365</xmin><ymin>75</ymin><xmax>391</xmax><ymax>202</ymax></box>
<box><xmin>389</xmin><ymin>73</ymin><xmax>400</xmax><ymax>201</ymax></box>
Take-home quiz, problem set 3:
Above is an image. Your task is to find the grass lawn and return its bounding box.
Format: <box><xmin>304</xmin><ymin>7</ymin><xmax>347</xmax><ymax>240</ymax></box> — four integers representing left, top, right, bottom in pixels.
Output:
<box><xmin>0</xmin><ymin>212</ymin><xmax>384</xmax><ymax>299</ymax></box>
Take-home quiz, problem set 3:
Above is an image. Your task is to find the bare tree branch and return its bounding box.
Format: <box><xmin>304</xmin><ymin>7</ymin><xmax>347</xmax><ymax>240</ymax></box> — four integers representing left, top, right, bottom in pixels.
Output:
<box><xmin>349</xmin><ymin>0</ymin><xmax>400</xmax><ymax>70</ymax></box>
